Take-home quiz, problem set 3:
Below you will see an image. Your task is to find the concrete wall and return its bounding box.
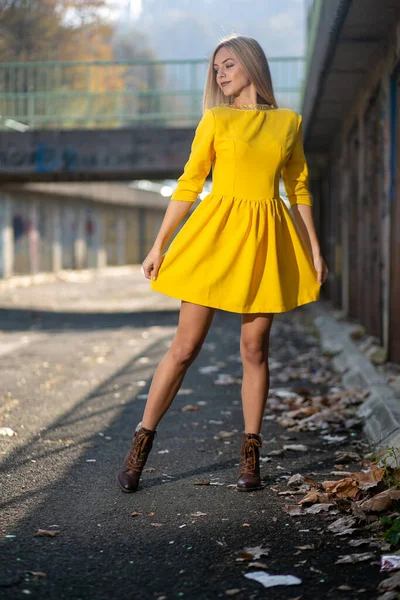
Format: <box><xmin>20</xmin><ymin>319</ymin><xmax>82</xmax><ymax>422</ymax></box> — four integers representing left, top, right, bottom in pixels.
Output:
<box><xmin>0</xmin><ymin>184</ymin><xmax>174</xmax><ymax>278</ymax></box>
<box><xmin>0</xmin><ymin>127</ymin><xmax>195</xmax><ymax>183</ymax></box>
<box><xmin>308</xmin><ymin>19</ymin><xmax>400</xmax><ymax>362</ymax></box>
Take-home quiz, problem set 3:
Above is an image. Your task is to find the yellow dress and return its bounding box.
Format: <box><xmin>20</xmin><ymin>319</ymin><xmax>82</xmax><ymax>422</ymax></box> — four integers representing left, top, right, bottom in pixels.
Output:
<box><xmin>151</xmin><ymin>103</ymin><xmax>321</xmax><ymax>313</ymax></box>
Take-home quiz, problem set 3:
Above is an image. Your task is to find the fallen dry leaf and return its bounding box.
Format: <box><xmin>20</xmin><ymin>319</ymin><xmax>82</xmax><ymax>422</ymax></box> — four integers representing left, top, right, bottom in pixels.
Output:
<box><xmin>267</xmin><ymin>449</ymin><xmax>285</xmax><ymax>457</ymax></box>
<box><xmin>327</xmin><ymin>516</ymin><xmax>357</xmax><ymax>536</ymax></box>
<box><xmin>131</xmin><ymin>511</ymin><xmax>140</xmax><ymax>517</ymax></box>
<box><xmin>287</xmin><ymin>474</ymin><xmax>306</xmax><ymax>488</ymax></box>
<box><xmin>321</xmin><ymin>478</ymin><xmax>360</xmax><ymax>499</ymax></box>
<box><xmin>335</xmin><ymin>451</ymin><xmax>361</xmax><ymax>463</ymax></box>
<box><xmin>360</xmin><ymin>487</ymin><xmax>400</xmax><ymax>513</ymax></box>
<box><xmin>240</xmin><ymin>546</ymin><xmax>270</xmax><ymax>560</ymax></box>
<box><xmin>0</xmin><ymin>427</ymin><xmax>16</xmax><ymax>436</ymax></box>
<box><xmin>295</xmin><ymin>544</ymin><xmax>315</xmax><ymax>550</ymax></box>
<box><xmin>198</xmin><ymin>365</ymin><xmax>220</xmax><ymax>374</ymax></box>
<box><xmin>299</xmin><ymin>490</ymin><xmax>332</xmax><ymax>505</ymax></box>
<box><xmin>35</xmin><ymin>529</ymin><xmax>60</xmax><ymax>537</ymax></box>
<box><xmin>321</xmin><ymin>434</ymin><xmax>347</xmax><ymax>444</ymax></box>
<box><xmin>239</xmin><ymin>552</ymin><xmax>255</xmax><ymax>561</ymax></box>
<box><xmin>348</xmin><ymin>539</ymin><xmax>370</xmax><ymax>547</ymax></box>
<box><xmin>181</xmin><ymin>405</ymin><xmax>200</xmax><ymax>412</ymax></box>
<box><xmin>247</xmin><ymin>561</ymin><xmax>269</xmax><ymax>569</ymax></box>
<box><xmin>278</xmin><ymin>490</ymin><xmax>307</xmax><ymax>496</ymax></box>
<box><xmin>378</xmin><ymin>572</ymin><xmax>400</xmax><ymax>591</ymax></box>
<box><xmin>351</xmin><ymin>501</ymin><xmax>367</xmax><ymax>522</ymax></box>
<box><xmin>337</xmin><ymin>585</ymin><xmax>353</xmax><ymax>591</ymax></box>
<box><xmin>150</xmin><ymin>523</ymin><xmax>162</xmax><ymax>527</ymax></box>
<box><xmin>26</xmin><ymin>571</ymin><xmax>47</xmax><ymax>578</ymax></box>
<box><xmin>351</xmin><ymin>464</ymin><xmax>385</xmax><ymax>491</ymax></box>
<box><xmin>336</xmin><ymin>552</ymin><xmax>375</xmax><ymax>564</ymax></box>
<box><xmin>283</xmin><ymin>444</ymin><xmax>308</xmax><ymax>452</ymax></box>
<box><xmin>190</xmin><ymin>512</ymin><xmax>207</xmax><ymax>517</ymax></box>
<box><xmin>242</xmin><ymin>523</ymin><xmax>250</xmax><ymax>527</ymax></box>
<box><xmin>214</xmin><ymin>373</ymin><xmax>240</xmax><ymax>385</ymax></box>
<box><xmin>285</xmin><ymin>504</ymin><xmax>304</xmax><ymax>516</ymax></box>
<box><xmin>376</xmin><ymin>590</ymin><xmax>398</xmax><ymax>599</ymax></box>
<box><xmin>215</xmin><ymin>431</ymin><xmax>236</xmax><ymax>440</ymax></box>
<box><xmin>304</xmin><ymin>503</ymin><xmax>334</xmax><ymax>514</ymax></box>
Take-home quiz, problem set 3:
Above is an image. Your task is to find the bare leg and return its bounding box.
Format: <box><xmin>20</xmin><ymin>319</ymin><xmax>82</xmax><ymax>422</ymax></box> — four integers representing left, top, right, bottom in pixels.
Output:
<box><xmin>240</xmin><ymin>312</ymin><xmax>274</xmax><ymax>434</ymax></box>
<box><xmin>141</xmin><ymin>301</ymin><xmax>215</xmax><ymax>430</ymax></box>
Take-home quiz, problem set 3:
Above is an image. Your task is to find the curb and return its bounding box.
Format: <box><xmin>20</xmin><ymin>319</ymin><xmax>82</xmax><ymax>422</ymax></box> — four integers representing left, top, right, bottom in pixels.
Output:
<box><xmin>309</xmin><ymin>302</ymin><xmax>400</xmax><ymax>454</ymax></box>
<box><xmin>0</xmin><ymin>265</ymin><xmax>142</xmax><ymax>291</ymax></box>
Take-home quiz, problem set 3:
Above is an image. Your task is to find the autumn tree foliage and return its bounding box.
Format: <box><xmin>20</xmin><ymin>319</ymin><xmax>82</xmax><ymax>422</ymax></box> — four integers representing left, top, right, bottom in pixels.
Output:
<box><xmin>0</xmin><ymin>0</ymin><xmax>115</xmax><ymax>61</ymax></box>
<box><xmin>0</xmin><ymin>0</ymin><xmax>165</xmax><ymax>126</ymax></box>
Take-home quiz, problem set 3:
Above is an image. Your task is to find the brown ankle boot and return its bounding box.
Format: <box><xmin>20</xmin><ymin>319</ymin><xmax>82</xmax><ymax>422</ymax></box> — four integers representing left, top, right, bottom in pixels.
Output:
<box><xmin>117</xmin><ymin>423</ymin><xmax>157</xmax><ymax>493</ymax></box>
<box><xmin>236</xmin><ymin>432</ymin><xmax>262</xmax><ymax>491</ymax></box>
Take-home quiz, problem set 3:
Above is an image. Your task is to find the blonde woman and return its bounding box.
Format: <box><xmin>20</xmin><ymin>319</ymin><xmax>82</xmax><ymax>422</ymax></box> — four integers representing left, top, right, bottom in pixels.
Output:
<box><xmin>117</xmin><ymin>34</ymin><xmax>328</xmax><ymax>494</ymax></box>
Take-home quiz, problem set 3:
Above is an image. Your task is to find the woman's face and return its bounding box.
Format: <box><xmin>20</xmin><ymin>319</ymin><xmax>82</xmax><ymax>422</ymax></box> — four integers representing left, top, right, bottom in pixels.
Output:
<box><xmin>213</xmin><ymin>46</ymin><xmax>251</xmax><ymax>98</ymax></box>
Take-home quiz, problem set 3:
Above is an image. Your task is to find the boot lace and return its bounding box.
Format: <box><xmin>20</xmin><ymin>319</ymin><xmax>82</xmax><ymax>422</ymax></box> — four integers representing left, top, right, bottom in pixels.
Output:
<box><xmin>126</xmin><ymin>430</ymin><xmax>153</xmax><ymax>472</ymax></box>
<box><xmin>240</xmin><ymin>437</ymin><xmax>261</xmax><ymax>475</ymax></box>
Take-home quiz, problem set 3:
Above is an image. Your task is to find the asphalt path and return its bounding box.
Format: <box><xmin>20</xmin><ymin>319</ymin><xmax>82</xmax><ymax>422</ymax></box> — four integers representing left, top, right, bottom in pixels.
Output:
<box><xmin>0</xmin><ymin>270</ymin><xmax>385</xmax><ymax>599</ymax></box>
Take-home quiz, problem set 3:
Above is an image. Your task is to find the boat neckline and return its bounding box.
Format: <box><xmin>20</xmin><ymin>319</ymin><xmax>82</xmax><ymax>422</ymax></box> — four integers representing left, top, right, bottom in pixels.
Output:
<box><xmin>217</xmin><ymin>103</ymin><xmax>276</xmax><ymax>111</ymax></box>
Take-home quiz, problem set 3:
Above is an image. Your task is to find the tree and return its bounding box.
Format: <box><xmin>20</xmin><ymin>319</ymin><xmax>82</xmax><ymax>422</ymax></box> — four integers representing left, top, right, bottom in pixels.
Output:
<box><xmin>0</xmin><ymin>0</ymin><xmax>161</xmax><ymax>127</ymax></box>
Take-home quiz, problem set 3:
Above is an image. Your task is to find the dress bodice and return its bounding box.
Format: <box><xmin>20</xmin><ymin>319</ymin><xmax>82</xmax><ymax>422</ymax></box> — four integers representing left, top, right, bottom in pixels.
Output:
<box><xmin>171</xmin><ymin>104</ymin><xmax>312</xmax><ymax>207</ymax></box>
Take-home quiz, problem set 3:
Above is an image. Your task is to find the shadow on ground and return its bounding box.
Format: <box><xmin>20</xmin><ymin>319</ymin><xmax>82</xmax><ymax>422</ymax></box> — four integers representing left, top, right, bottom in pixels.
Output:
<box><xmin>0</xmin><ymin>308</ymin><xmax>382</xmax><ymax>600</ymax></box>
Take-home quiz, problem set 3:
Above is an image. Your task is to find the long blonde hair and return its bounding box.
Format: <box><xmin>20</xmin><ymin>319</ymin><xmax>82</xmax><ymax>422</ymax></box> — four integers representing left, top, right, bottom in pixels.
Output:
<box><xmin>203</xmin><ymin>35</ymin><xmax>278</xmax><ymax>112</ymax></box>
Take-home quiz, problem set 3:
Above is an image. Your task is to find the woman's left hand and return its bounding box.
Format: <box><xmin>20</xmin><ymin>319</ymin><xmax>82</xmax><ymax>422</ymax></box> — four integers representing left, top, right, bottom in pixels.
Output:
<box><xmin>313</xmin><ymin>254</ymin><xmax>329</xmax><ymax>285</ymax></box>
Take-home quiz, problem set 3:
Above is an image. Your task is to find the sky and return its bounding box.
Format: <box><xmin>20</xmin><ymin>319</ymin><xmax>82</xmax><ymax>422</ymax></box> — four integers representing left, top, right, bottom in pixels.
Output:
<box><xmin>104</xmin><ymin>0</ymin><xmax>307</xmax><ymax>59</ymax></box>
<box><xmin>100</xmin><ymin>0</ymin><xmax>143</xmax><ymax>22</ymax></box>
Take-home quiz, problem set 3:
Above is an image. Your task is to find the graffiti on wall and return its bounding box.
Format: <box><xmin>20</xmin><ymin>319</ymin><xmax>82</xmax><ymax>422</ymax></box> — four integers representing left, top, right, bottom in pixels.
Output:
<box><xmin>0</xmin><ymin>143</ymin><xmax>145</xmax><ymax>173</ymax></box>
<box><xmin>0</xmin><ymin>130</ymin><xmax>190</xmax><ymax>177</ymax></box>
<box><xmin>12</xmin><ymin>202</ymin><xmax>31</xmax><ymax>274</ymax></box>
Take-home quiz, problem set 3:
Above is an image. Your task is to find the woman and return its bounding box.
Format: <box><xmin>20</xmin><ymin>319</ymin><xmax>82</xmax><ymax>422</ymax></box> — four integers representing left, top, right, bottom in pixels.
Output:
<box><xmin>117</xmin><ymin>34</ymin><xmax>329</xmax><ymax>494</ymax></box>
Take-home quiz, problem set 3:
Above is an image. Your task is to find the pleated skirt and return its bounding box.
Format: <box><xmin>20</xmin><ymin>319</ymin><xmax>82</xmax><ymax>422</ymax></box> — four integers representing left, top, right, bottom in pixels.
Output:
<box><xmin>150</xmin><ymin>193</ymin><xmax>320</xmax><ymax>313</ymax></box>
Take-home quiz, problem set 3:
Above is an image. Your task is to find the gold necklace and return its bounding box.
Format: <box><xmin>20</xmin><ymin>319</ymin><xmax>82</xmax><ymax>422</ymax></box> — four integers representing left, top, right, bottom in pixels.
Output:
<box><xmin>219</xmin><ymin>103</ymin><xmax>276</xmax><ymax>110</ymax></box>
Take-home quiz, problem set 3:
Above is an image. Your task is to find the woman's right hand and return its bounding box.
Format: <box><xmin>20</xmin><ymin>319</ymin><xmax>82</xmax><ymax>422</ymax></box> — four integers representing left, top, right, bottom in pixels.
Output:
<box><xmin>141</xmin><ymin>247</ymin><xmax>165</xmax><ymax>281</ymax></box>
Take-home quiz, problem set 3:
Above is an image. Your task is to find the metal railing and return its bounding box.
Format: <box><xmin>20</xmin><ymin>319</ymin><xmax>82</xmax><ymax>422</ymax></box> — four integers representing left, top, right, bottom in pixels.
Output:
<box><xmin>305</xmin><ymin>0</ymin><xmax>323</xmax><ymax>67</ymax></box>
<box><xmin>0</xmin><ymin>57</ymin><xmax>306</xmax><ymax>130</ymax></box>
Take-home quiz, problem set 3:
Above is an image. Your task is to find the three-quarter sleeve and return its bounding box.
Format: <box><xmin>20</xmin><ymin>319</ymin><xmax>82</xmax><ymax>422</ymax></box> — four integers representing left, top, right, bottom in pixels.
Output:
<box><xmin>171</xmin><ymin>108</ymin><xmax>216</xmax><ymax>202</ymax></box>
<box><xmin>282</xmin><ymin>114</ymin><xmax>312</xmax><ymax>207</ymax></box>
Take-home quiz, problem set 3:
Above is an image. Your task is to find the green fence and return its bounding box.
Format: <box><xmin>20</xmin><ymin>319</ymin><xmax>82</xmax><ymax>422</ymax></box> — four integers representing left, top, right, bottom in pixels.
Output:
<box><xmin>0</xmin><ymin>58</ymin><xmax>305</xmax><ymax>130</ymax></box>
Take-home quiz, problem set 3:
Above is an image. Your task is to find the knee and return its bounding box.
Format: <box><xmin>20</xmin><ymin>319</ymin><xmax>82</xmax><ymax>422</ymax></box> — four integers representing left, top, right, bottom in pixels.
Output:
<box><xmin>240</xmin><ymin>338</ymin><xmax>266</xmax><ymax>365</ymax></box>
<box><xmin>169</xmin><ymin>338</ymin><xmax>200</xmax><ymax>366</ymax></box>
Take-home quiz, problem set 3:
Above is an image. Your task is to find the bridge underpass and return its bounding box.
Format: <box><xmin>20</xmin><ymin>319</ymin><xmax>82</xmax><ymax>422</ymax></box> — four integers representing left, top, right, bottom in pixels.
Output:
<box><xmin>0</xmin><ymin>57</ymin><xmax>305</xmax><ymax>182</ymax></box>
<box><xmin>0</xmin><ymin>127</ymin><xmax>194</xmax><ymax>183</ymax></box>
<box><xmin>0</xmin><ymin>57</ymin><xmax>304</xmax><ymax>277</ymax></box>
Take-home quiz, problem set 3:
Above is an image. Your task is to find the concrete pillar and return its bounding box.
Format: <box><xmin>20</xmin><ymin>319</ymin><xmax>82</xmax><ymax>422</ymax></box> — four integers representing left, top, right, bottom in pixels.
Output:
<box><xmin>29</xmin><ymin>200</ymin><xmax>39</xmax><ymax>274</ymax></box>
<box><xmin>0</xmin><ymin>194</ymin><xmax>13</xmax><ymax>278</ymax></box>
<box><xmin>381</xmin><ymin>77</ymin><xmax>392</xmax><ymax>353</ymax></box>
<box><xmin>138</xmin><ymin>207</ymin><xmax>146</xmax><ymax>262</ymax></box>
<box><xmin>357</xmin><ymin>106</ymin><xmax>366</xmax><ymax>321</ymax></box>
<box><xmin>341</xmin><ymin>167</ymin><xmax>350</xmax><ymax>315</ymax></box>
<box><xmin>74</xmin><ymin>204</ymin><xmax>87</xmax><ymax>270</ymax></box>
<box><xmin>52</xmin><ymin>203</ymin><xmax>62</xmax><ymax>272</ymax></box>
<box><xmin>95</xmin><ymin>210</ymin><xmax>106</xmax><ymax>268</ymax></box>
<box><xmin>116</xmin><ymin>210</ymin><xmax>126</xmax><ymax>265</ymax></box>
